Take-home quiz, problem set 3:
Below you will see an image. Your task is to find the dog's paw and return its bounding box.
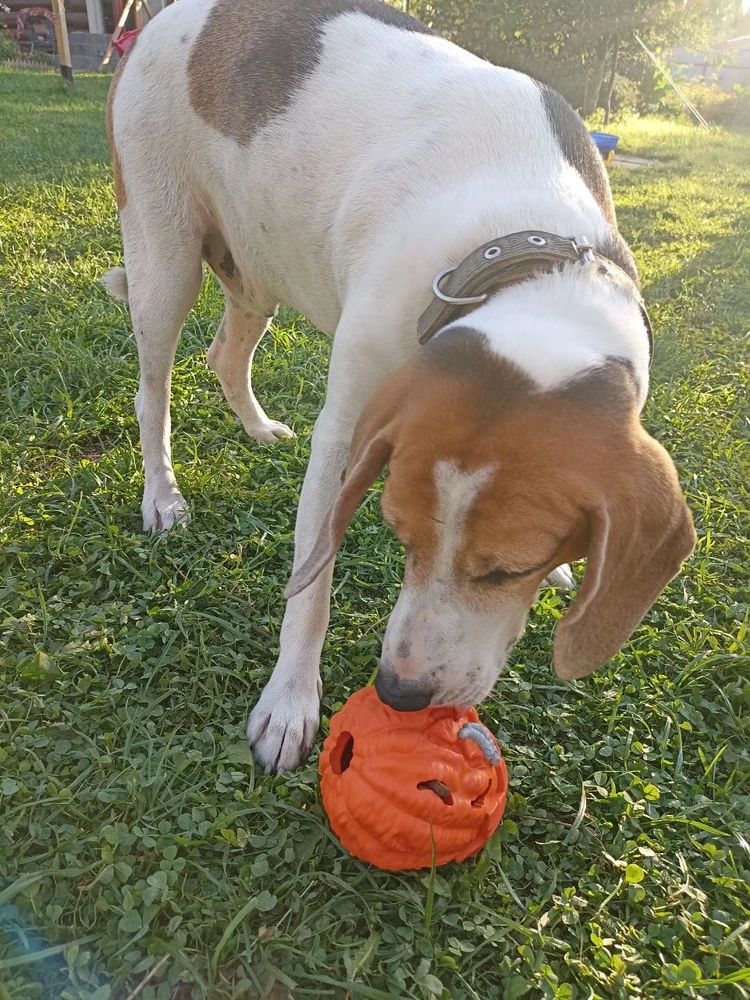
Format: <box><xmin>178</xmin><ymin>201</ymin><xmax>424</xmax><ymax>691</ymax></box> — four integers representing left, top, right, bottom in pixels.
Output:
<box><xmin>543</xmin><ymin>563</ymin><xmax>576</xmax><ymax>590</ymax></box>
<box><xmin>245</xmin><ymin>418</ymin><xmax>295</xmax><ymax>445</ymax></box>
<box><xmin>247</xmin><ymin>677</ymin><xmax>321</xmax><ymax>774</ymax></box>
<box><xmin>141</xmin><ymin>488</ymin><xmax>190</xmax><ymax>532</ymax></box>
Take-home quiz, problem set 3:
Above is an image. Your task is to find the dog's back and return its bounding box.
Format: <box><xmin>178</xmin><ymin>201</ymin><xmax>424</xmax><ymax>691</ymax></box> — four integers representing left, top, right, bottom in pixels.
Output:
<box><xmin>107</xmin><ymin>0</ymin><xmax>624</xmax><ymax>328</ymax></box>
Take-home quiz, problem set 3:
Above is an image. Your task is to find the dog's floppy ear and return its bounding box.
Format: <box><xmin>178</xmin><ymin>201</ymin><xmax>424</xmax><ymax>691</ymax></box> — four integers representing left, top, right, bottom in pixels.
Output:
<box><xmin>284</xmin><ymin>370</ymin><xmax>413</xmax><ymax>600</ymax></box>
<box><xmin>286</xmin><ymin>367</ymin><xmax>418</xmax><ymax>599</ymax></box>
<box><xmin>554</xmin><ymin>433</ymin><xmax>696</xmax><ymax>680</ymax></box>
<box><xmin>285</xmin><ymin>433</ymin><xmax>392</xmax><ymax>598</ymax></box>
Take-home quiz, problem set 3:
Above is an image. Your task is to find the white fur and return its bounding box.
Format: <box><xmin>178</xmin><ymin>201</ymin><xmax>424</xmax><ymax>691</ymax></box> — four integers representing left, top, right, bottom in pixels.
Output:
<box><xmin>442</xmin><ymin>264</ymin><xmax>650</xmax><ymax>408</ymax></box>
<box><xmin>101</xmin><ymin>266</ymin><xmax>129</xmax><ymax>302</ymax></box>
<box><xmin>433</xmin><ymin>461</ymin><xmax>494</xmax><ymax>577</ymax></box>
<box><xmin>108</xmin><ymin>0</ymin><xmax>638</xmax><ymax>771</ymax></box>
<box><xmin>381</xmin><ymin>461</ymin><xmax>529</xmax><ymax>706</ymax></box>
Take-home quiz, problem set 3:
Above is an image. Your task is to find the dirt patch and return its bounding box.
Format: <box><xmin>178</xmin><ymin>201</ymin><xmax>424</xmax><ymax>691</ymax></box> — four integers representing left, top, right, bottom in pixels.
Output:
<box><xmin>612</xmin><ymin>154</ymin><xmax>660</xmax><ymax>169</ymax></box>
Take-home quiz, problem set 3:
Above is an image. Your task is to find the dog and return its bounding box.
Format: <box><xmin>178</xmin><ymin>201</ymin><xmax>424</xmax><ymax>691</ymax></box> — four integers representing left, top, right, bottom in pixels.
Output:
<box><xmin>103</xmin><ymin>0</ymin><xmax>696</xmax><ymax>774</ymax></box>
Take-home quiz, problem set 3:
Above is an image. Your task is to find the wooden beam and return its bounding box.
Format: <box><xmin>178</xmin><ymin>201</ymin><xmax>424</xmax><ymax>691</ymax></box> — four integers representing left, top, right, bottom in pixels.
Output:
<box><xmin>50</xmin><ymin>0</ymin><xmax>73</xmax><ymax>81</ymax></box>
<box><xmin>85</xmin><ymin>0</ymin><xmax>105</xmax><ymax>35</ymax></box>
<box><xmin>98</xmin><ymin>0</ymin><xmax>134</xmax><ymax>69</ymax></box>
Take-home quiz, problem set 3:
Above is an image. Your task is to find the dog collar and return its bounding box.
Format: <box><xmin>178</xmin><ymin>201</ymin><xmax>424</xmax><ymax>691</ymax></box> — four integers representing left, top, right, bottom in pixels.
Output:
<box><xmin>417</xmin><ymin>230</ymin><xmax>653</xmax><ymax>363</ymax></box>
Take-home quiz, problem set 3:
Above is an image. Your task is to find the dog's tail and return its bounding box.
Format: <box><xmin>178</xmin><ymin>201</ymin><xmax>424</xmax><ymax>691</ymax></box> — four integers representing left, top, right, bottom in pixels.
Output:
<box><xmin>101</xmin><ymin>266</ymin><xmax>129</xmax><ymax>303</ymax></box>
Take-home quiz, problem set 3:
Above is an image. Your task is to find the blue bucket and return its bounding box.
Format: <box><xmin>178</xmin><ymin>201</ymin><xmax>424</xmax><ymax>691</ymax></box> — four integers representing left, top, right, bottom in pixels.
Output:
<box><xmin>589</xmin><ymin>131</ymin><xmax>620</xmax><ymax>161</ymax></box>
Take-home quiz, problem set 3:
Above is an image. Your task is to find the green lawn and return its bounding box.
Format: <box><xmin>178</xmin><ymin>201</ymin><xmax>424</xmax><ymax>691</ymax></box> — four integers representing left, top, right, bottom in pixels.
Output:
<box><xmin>1</xmin><ymin>67</ymin><xmax>748</xmax><ymax>1000</ymax></box>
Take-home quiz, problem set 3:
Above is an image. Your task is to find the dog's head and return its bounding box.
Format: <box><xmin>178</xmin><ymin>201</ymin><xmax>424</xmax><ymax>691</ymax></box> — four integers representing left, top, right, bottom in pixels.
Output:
<box><xmin>287</xmin><ymin>328</ymin><xmax>695</xmax><ymax>710</ymax></box>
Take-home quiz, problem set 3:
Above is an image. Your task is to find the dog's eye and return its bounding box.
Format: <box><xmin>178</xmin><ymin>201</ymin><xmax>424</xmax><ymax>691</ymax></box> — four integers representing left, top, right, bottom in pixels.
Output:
<box><xmin>473</xmin><ymin>545</ymin><xmax>564</xmax><ymax>586</ymax></box>
<box><xmin>473</xmin><ymin>568</ymin><xmax>519</xmax><ymax>585</ymax></box>
<box><xmin>473</xmin><ymin>565</ymin><xmax>539</xmax><ymax>585</ymax></box>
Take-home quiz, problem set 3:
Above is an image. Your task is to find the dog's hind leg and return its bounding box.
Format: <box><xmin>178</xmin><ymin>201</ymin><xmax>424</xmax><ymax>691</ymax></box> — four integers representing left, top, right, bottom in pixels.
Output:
<box><xmin>207</xmin><ymin>302</ymin><xmax>294</xmax><ymax>444</ymax></box>
<box><xmin>104</xmin><ymin>214</ymin><xmax>203</xmax><ymax>532</ymax></box>
<box><xmin>544</xmin><ymin>564</ymin><xmax>576</xmax><ymax>590</ymax></box>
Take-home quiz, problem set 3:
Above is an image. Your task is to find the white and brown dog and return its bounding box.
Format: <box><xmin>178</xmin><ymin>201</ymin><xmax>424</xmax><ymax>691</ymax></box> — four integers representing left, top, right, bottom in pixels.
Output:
<box><xmin>103</xmin><ymin>0</ymin><xmax>696</xmax><ymax>773</ymax></box>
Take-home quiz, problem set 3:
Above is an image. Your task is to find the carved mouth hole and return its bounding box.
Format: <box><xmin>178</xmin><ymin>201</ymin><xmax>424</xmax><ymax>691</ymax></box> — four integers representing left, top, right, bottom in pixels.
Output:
<box><xmin>330</xmin><ymin>733</ymin><xmax>354</xmax><ymax>774</ymax></box>
<box><xmin>471</xmin><ymin>780</ymin><xmax>492</xmax><ymax>809</ymax></box>
<box><xmin>418</xmin><ymin>780</ymin><xmax>454</xmax><ymax>805</ymax></box>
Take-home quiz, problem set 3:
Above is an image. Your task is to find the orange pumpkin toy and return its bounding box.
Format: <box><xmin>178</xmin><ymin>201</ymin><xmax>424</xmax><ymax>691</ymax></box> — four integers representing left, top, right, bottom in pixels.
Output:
<box><xmin>319</xmin><ymin>686</ymin><xmax>508</xmax><ymax>870</ymax></box>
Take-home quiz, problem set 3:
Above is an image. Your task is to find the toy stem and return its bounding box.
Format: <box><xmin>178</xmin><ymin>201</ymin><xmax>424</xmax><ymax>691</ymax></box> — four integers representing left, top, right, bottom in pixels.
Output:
<box><xmin>458</xmin><ymin>722</ymin><xmax>501</xmax><ymax>765</ymax></box>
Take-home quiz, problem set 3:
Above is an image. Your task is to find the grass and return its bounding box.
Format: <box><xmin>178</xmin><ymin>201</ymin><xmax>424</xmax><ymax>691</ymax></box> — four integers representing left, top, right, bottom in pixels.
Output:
<box><xmin>0</xmin><ymin>67</ymin><xmax>748</xmax><ymax>1000</ymax></box>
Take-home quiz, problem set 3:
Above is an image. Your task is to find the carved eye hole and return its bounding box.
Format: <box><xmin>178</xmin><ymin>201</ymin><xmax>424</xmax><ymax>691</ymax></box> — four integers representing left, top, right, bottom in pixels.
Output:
<box><xmin>330</xmin><ymin>733</ymin><xmax>354</xmax><ymax>774</ymax></box>
<box><xmin>417</xmin><ymin>780</ymin><xmax>454</xmax><ymax>806</ymax></box>
<box><xmin>471</xmin><ymin>780</ymin><xmax>492</xmax><ymax>809</ymax></box>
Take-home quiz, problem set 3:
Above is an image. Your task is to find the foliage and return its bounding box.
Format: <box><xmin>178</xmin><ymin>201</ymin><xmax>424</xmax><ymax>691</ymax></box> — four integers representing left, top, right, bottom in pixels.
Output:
<box><xmin>649</xmin><ymin>78</ymin><xmax>750</xmax><ymax>131</ymax></box>
<box><xmin>404</xmin><ymin>0</ymin><xmax>738</xmax><ymax>112</ymax></box>
<box><xmin>1</xmin><ymin>68</ymin><xmax>750</xmax><ymax>1000</ymax></box>
<box><xmin>0</xmin><ymin>27</ymin><xmax>21</xmax><ymax>61</ymax></box>
<box><xmin>608</xmin><ymin>73</ymin><xmax>643</xmax><ymax>115</ymax></box>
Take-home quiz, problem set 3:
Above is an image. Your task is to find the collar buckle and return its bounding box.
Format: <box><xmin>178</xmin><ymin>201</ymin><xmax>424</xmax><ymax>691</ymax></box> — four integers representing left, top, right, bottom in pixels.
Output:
<box><xmin>571</xmin><ymin>235</ymin><xmax>596</xmax><ymax>263</ymax></box>
<box><xmin>432</xmin><ymin>267</ymin><xmax>489</xmax><ymax>307</ymax></box>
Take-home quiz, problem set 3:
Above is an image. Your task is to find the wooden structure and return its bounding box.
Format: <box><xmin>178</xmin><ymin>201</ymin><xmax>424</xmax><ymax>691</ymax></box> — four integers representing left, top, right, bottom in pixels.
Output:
<box><xmin>98</xmin><ymin>0</ymin><xmax>152</xmax><ymax>69</ymax></box>
<box><xmin>1</xmin><ymin>0</ymin><xmax>173</xmax><ymax>68</ymax></box>
<box><xmin>3</xmin><ymin>0</ymin><xmax>88</xmax><ymax>54</ymax></box>
<box><xmin>50</xmin><ymin>0</ymin><xmax>72</xmax><ymax>79</ymax></box>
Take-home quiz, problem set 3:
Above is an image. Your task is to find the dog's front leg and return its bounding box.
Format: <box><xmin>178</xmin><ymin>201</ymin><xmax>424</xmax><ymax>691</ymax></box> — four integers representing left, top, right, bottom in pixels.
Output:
<box><xmin>246</xmin><ymin>416</ymin><xmax>344</xmax><ymax>773</ymax></box>
<box><xmin>247</xmin><ymin>336</ymin><xmax>386</xmax><ymax>773</ymax></box>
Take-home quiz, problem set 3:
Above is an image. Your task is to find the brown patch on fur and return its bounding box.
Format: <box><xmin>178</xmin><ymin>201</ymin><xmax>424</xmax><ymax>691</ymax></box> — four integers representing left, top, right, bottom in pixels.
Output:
<box><xmin>220</xmin><ymin>248</ymin><xmax>236</xmax><ymax>279</ymax></box>
<box><xmin>202</xmin><ymin>233</ymin><xmax>243</xmax><ymax>297</ymax></box>
<box><xmin>188</xmin><ymin>0</ymin><xmax>432</xmax><ymax>145</ymax></box>
<box><xmin>424</xmin><ymin>326</ymin><xmax>638</xmax><ymax>416</ymax></box>
<box><xmin>105</xmin><ymin>41</ymin><xmax>138</xmax><ymax>211</ymax></box>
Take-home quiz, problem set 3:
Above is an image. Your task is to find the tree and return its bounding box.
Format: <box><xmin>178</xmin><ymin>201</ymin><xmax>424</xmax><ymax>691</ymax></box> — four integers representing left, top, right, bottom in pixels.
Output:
<box><xmin>404</xmin><ymin>0</ymin><xmax>737</xmax><ymax>112</ymax></box>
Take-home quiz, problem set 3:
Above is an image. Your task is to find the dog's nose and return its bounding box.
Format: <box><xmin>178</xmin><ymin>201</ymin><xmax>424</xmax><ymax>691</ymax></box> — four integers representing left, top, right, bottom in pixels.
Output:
<box><xmin>374</xmin><ymin>669</ymin><xmax>433</xmax><ymax>712</ymax></box>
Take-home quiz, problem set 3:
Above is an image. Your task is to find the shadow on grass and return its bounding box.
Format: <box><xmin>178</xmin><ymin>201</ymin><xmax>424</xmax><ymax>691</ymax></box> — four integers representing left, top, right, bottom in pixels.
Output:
<box><xmin>641</xmin><ymin>218</ymin><xmax>750</xmax><ymax>379</ymax></box>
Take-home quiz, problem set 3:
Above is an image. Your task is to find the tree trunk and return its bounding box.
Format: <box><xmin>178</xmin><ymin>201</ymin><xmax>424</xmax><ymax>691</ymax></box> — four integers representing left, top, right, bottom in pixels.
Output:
<box><xmin>582</xmin><ymin>37</ymin><xmax>611</xmax><ymax>118</ymax></box>
<box><xmin>604</xmin><ymin>37</ymin><xmax>620</xmax><ymax>126</ymax></box>
<box><xmin>581</xmin><ymin>66</ymin><xmax>590</xmax><ymax>119</ymax></box>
